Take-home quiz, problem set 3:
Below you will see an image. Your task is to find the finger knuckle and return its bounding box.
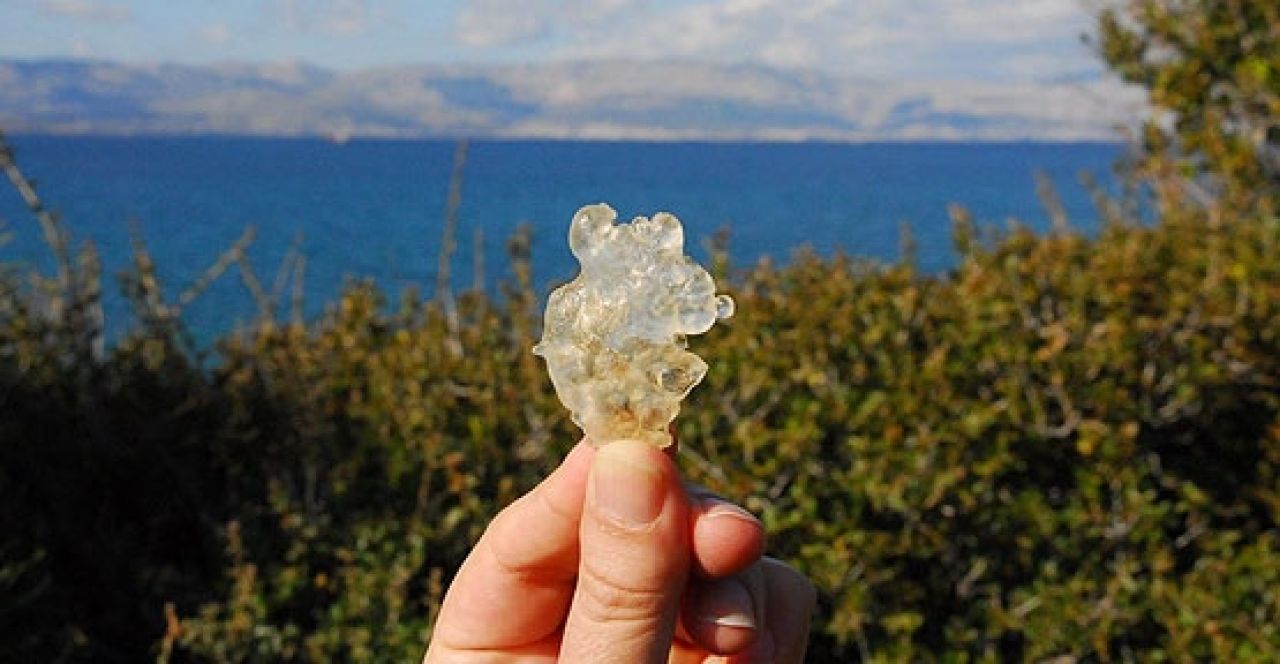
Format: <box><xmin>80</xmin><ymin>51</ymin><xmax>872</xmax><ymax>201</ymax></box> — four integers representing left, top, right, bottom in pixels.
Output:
<box><xmin>576</xmin><ymin>556</ymin><xmax>672</xmax><ymax>625</ymax></box>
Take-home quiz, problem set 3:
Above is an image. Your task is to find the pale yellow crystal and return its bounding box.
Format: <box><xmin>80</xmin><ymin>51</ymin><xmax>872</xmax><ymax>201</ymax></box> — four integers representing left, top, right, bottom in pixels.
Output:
<box><xmin>533</xmin><ymin>203</ymin><xmax>735</xmax><ymax>449</ymax></box>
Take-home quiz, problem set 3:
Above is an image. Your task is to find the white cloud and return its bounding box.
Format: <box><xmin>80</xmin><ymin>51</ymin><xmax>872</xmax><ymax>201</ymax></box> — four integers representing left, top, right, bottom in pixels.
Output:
<box><xmin>277</xmin><ymin>0</ymin><xmax>377</xmax><ymax>36</ymax></box>
<box><xmin>38</xmin><ymin>0</ymin><xmax>131</xmax><ymax>22</ymax></box>
<box><xmin>455</xmin><ymin>0</ymin><xmax>551</xmax><ymax>47</ymax></box>
<box><xmin>198</xmin><ymin>22</ymin><xmax>232</xmax><ymax>46</ymax></box>
<box><xmin>455</xmin><ymin>0</ymin><xmax>644</xmax><ymax>47</ymax></box>
<box><xmin>455</xmin><ymin>0</ymin><xmax>1099</xmax><ymax>84</ymax></box>
<box><xmin>927</xmin><ymin>0</ymin><xmax>1086</xmax><ymax>45</ymax></box>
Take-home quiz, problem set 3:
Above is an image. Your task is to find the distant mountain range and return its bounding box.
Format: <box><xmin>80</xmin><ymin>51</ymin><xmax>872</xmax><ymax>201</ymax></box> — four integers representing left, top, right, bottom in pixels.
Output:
<box><xmin>0</xmin><ymin>58</ymin><xmax>1143</xmax><ymax>141</ymax></box>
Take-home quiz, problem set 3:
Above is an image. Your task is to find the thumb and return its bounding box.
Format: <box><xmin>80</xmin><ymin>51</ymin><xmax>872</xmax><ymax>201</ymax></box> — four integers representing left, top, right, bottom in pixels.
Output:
<box><xmin>559</xmin><ymin>440</ymin><xmax>691</xmax><ymax>663</ymax></box>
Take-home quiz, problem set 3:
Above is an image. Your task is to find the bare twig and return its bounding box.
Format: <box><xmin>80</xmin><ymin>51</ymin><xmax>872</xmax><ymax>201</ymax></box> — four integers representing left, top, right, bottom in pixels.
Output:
<box><xmin>0</xmin><ymin>130</ymin><xmax>73</xmax><ymax>315</ymax></box>
<box><xmin>129</xmin><ymin>222</ymin><xmax>173</xmax><ymax>322</ymax></box>
<box><xmin>176</xmin><ymin>226</ymin><xmax>257</xmax><ymax>310</ymax></box>
<box><xmin>1035</xmin><ymin>170</ymin><xmax>1070</xmax><ymax>234</ymax></box>
<box><xmin>236</xmin><ymin>253</ymin><xmax>271</xmax><ymax>322</ymax></box>
<box><xmin>472</xmin><ymin>226</ymin><xmax>485</xmax><ymax>294</ymax></box>
<box><xmin>291</xmin><ymin>252</ymin><xmax>306</xmax><ymax>327</ymax></box>
<box><xmin>77</xmin><ymin>241</ymin><xmax>104</xmax><ymax>358</ymax></box>
<box><xmin>437</xmin><ymin>140</ymin><xmax>469</xmax><ymax>356</ymax></box>
<box><xmin>898</xmin><ymin>219</ymin><xmax>918</xmax><ymax>267</ymax></box>
<box><xmin>269</xmin><ymin>240</ymin><xmax>300</xmax><ymax>306</ymax></box>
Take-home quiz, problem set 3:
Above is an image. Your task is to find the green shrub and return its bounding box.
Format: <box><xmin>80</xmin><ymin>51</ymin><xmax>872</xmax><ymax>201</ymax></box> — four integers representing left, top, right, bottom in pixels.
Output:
<box><xmin>1098</xmin><ymin>0</ymin><xmax>1280</xmax><ymax>218</ymax></box>
<box><xmin>4</xmin><ymin>163</ymin><xmax>1279</xmax><ymax>661</ymax></box>
<box><xmin>695</xmin><ymin>210</ymin><xmax>1280</xmax><ymax>661</ymax></box>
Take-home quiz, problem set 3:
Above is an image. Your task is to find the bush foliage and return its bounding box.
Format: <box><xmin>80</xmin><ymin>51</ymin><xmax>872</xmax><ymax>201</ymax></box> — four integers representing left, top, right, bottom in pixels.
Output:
<box><xmin>1098</xmin><ymin>0</ymin><xmax>1279</xmax><ymax>217</ymax></box>
<box><xmin>3</xmin><ymin>1</ymin><xmax>1279</xmax><ymax>661</ymax></box>
<box><xmin>4</xmin><ymin>152</ymin><xmax>1279</xmax><ymax>662</ymax></box>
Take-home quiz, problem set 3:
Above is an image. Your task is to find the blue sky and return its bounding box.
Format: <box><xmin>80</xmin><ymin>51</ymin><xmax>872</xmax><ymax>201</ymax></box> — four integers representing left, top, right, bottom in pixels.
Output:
<box><xmin>0</xmin><ymin>0</ymin><xmax>1103</xmax><ymax>83</ymax></box>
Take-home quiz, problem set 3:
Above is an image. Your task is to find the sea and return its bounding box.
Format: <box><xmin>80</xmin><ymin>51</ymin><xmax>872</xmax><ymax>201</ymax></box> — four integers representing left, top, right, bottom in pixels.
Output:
<box><xmin>0</xmin><ymin>136</ymin><xmax>1124</xmax><ymax>339</ymax></box>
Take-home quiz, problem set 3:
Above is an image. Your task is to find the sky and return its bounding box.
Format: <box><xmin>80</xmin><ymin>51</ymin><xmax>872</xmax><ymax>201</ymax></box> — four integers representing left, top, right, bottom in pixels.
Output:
<box><xmin>0</xmin><ymin>0</ymin><xmax>1106</xmax><ymax>84</ymax></box>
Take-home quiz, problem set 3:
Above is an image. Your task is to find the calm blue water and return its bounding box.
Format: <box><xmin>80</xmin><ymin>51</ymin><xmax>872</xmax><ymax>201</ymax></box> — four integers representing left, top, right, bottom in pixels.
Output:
<box><xmin>0</xmin><ymin>136</ymin><xmax>1122</xmax><ymax>337</ymax></box>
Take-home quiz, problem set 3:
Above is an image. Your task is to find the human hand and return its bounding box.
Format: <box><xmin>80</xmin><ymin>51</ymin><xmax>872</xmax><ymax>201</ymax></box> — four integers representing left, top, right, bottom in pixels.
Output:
<box><xmin>423</xmin><ymin>440</ymin><xmax>815</xmax><ymax>663</ymax></box>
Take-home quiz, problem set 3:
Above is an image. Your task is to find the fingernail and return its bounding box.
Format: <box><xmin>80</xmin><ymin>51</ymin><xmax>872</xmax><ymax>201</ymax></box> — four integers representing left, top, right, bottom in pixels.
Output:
<box><xmin>697</xmin><ymin>578</ymin><xmax>757</xmax><ymax>630</ymax></box>
<box><xmin>700</xmin><ymin>499</ymin><xmax>760</xmax><ymax>527</ymax></box>
<box><xmin>592</xmin><ymin>440</ymin><xmax>665</xmax><ymax>526</ymax></box>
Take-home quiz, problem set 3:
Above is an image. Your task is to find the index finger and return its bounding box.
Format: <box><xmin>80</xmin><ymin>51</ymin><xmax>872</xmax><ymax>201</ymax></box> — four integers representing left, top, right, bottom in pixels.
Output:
<box><xmin>427</xmin><ymin>442</ymin><xmax>593</xmax><ymax>653</ymax></box>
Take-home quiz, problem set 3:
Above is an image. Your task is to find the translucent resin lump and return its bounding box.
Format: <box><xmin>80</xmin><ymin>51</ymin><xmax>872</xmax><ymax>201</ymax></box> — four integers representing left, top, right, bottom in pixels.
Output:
<box><xmin>533</xmin><ymin>204</ymin><xmax>735</xmax><ymax>449</ymax></box>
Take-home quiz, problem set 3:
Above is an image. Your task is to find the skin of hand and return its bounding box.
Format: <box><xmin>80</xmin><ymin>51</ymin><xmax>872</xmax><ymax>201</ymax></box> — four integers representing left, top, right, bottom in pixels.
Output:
<box><xmin>423</xmin><ymin>439</ymin><xmax>816</xmax><ymax>663</ymax></box>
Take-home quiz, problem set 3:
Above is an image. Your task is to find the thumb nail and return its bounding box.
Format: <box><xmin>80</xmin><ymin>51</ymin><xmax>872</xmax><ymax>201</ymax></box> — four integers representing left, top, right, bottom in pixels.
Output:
<box><xmin>696</xmin><ymin>578</ymin><xmax>758</xmax><ymax>629</ymax></box>
<box><xmin>591</xmin><ymin>440</ymin><xmax>666</xmax><ymax>527</ymax></box>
